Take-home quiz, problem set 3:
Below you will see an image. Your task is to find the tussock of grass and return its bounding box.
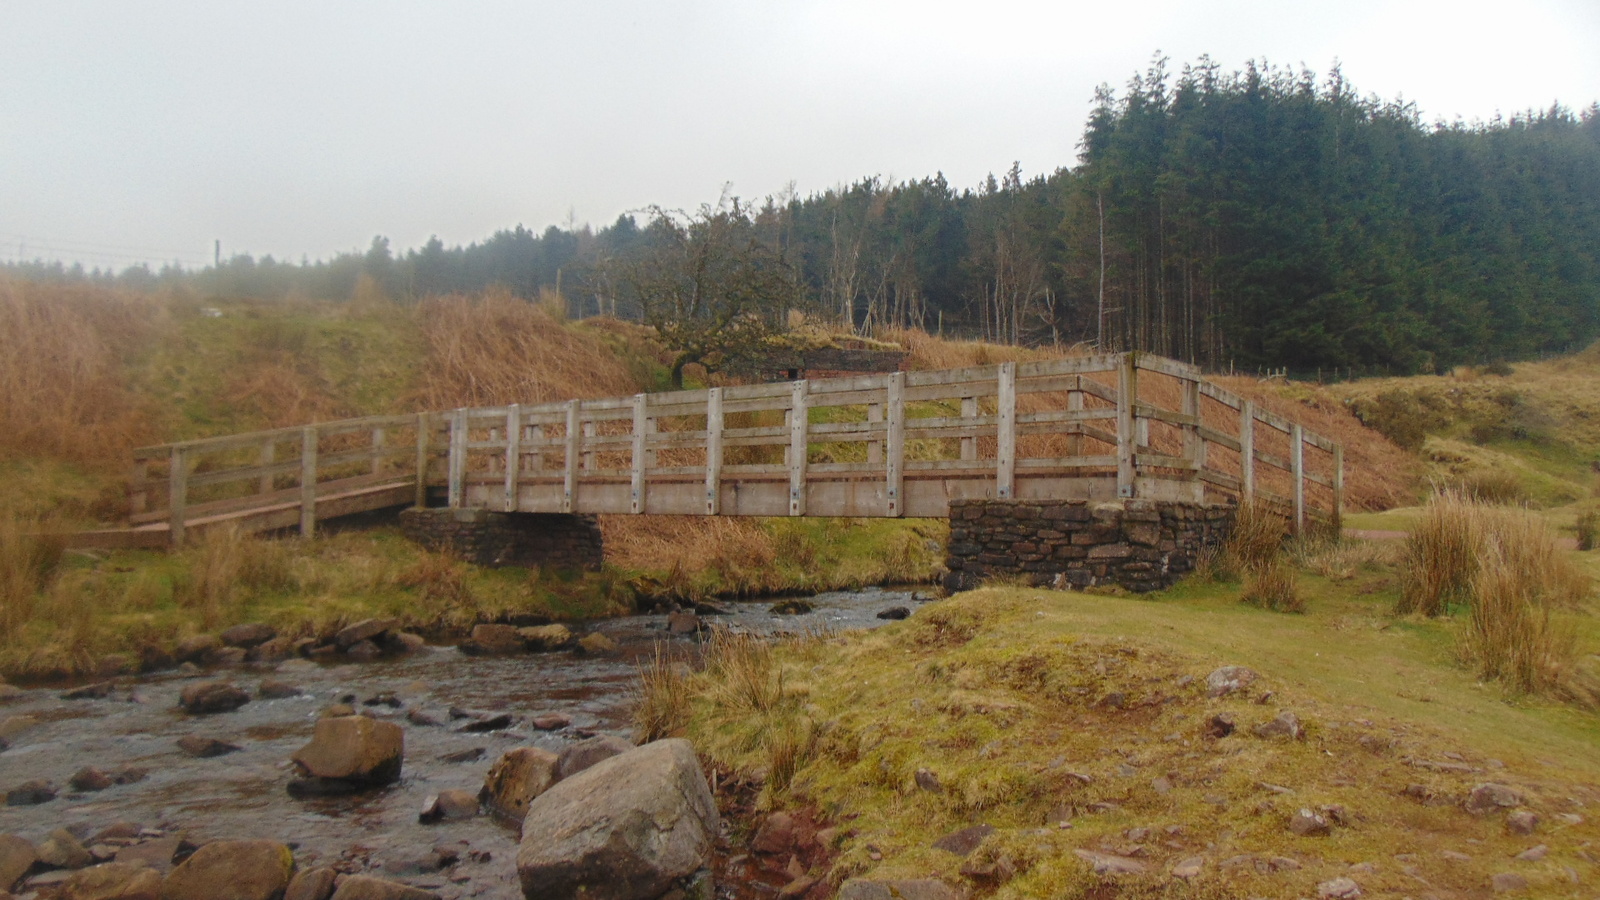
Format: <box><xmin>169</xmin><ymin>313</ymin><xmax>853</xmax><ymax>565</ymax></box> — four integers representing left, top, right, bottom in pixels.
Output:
<box><xmin>633</xmin><ymin>644</ymin><xmax>692</xmax><ymax>743</ymax></box>
<box><xmin>1239</xmin><ymin>558</ymin><xmax>1303</xmax><ymax>612</ymax></box>
<box><xmin>0</xmin><ymin>512</ymin><xmax>64</xmax><ymax>641</ymax></box>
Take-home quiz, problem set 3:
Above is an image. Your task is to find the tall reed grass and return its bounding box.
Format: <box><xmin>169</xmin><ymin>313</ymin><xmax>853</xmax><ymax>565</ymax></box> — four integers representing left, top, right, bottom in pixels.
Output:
<box><xmin>1399</xmin><ymin>491</ymin><xmax>1593</xmax><ymax>702</ymax></box>
<box><xmin>0</xmin><ymin>513</ymin><xmax>63</xmax><ymax>640</ymax></box>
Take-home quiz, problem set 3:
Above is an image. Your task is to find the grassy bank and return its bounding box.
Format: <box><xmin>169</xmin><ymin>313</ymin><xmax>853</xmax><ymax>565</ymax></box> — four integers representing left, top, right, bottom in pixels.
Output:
<box><xmin>649</xmin><ymin>540</ymin><xmax>1600</xmax><ymax>898</ymax></box>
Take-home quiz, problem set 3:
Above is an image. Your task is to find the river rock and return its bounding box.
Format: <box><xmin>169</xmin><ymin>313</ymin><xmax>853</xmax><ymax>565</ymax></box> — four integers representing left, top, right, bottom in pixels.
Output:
<box><xmin>68</xmin><ymin>767</ymin><xmax>143</xmax><ymax>792</ymax></box>
<box><xmin>62</xmin><ymin>681</ymin><xmax>118</xmax><ymax>700</ymax></box>
<box><xmin>1206</xmin><ymin>666</ymin><xmax>1258</xmax><ymax>697</ymax></box>
<box><xmin>519</xmin><ymin>624</ymin><xmax>574</xmax><ymax>652</ymax></box>
<box><xmin>328</xmin><ymin>874</ymin><xmax>440</xmax><ymax>900</ymax></box>
<box><xmin>335</xmin><ymin>618</ymin><xmax>399</xmax><ymax>649</ymax></box>
<box><xmin>173</xmin><ymin>635</ymin><xmax>221</xmax><ymax>664</ymax></box>
<box><xmin>161</xmin><ymin>840</ymin><xmax>293</xmax><ymax>900</ymax></box>
<box><xmin>457</xmin><ymin>713</ymin><xmax>514</xmax><ymax>733</ymax></box>
<box><xmin>345</xmin><ymin>641</ymin><xmax>382</xmax><ymax>662</ymax></box>
<box><xmin>176</xmin><ymin>735</ymin><xmax>241</xmax><ymax>758</ymax></box>
<box><xmin>577</xmin><ymin>632</ymin><xmax>617</xmax><ymax>654</ymax></box>
<box><xmin>290</xmin><ymin>716</ymin><xmax>403</xmax><ymax>793</ymax></box>
<box><xmin>769</xmin><ymin>599</ymin><xmax>813</xmax><ymax>615</ymax></box>
<box><xmin>390</xmin><ymin>632</ymin><xmax>428</xmax><ymax>654</ymax></box>
<box><xmin>0</xmin><ymin>683</ymin><xmax>22</xmax><ymax>703</ymax></box>
<box><xmin>482</xmin><ymin>747</ymin><xmax>560</xmax><ymax>822</ymax></box>
<box><xmin>37</xmin><ymin>829</ymin><xmax>92</xmax><ymax>870</ymax></box>
<box><xmin>0</xmin><ymin>715</ymin><xmax>38</xmax><ymax>740</ymax></box>
<box><xmin>462</xmin><ymin>624</ymin><xmax>524</xmax><ymax>655</ymax></box>
<box><xmin>6</xmin><ymin>780</ymin><xmax>56</xmax><ymax>805</ymax></box>
<box><xmin>220</xmin><ymin>623</ymin><xmax>277</xmax><ymax>648</ymax></box>
<box><xmin>258</xmin><ymin>679</ymin><xmax>302</xmax><ymax>699</ymax></box>
<box><xmin>285</xmin><ymin>866</ymin><xmax>338</xmax><ymax>900</ymax></box>
<box><xmin>516</xmin><ymin>739</ymin><xmax>719</xmax><ymax>900</ymax></box>
<box><xmin>0</xmin><ymin>834</ymin><xmax>37</xmax><ymax>890</ymax></box>
<box><xmin>178</xmin><ymin>681</ymin><xmax>250</xmax><ymax>715</ymax></box>
<box><xmin>531</xmin><ymin>713</ymin><xmax>571</xmax><ymax>731</ymax></box>
<box><xmin>876</xmin><ymin>606</ymin><xmax>911</xmax><ymax>620</ymax></box>
<box><xmin>204</xmin><ymin>646</ymin><xmax>248</xmax><ymax>666</ymax></box>
<box><xmin>247</xmin><ymin>637</ymin><xmax>297</xmax><ymax>663</ymax></box>
<box><xmin>836</xmin><ymin>879</ymin><xmax>965</xmax><ymax>900</ymax></box>
<box><xmin>59</xmin><ymin>862</ymin><xmax>163</xmax><ymax>900</ymax></box>
<box><xmin>556</xmin><ymin>735</ymin><xmax>634</xmax><ymax>780</ymax></box>
<box><xmin>667</xmin><ymin>611</ymin><xmax>699</xmax><ymax>634</ymax></box>
<box><xmin>419</xmin><ymin>790</ymin><xmax>480</xmax><ymax>823</ymax></box>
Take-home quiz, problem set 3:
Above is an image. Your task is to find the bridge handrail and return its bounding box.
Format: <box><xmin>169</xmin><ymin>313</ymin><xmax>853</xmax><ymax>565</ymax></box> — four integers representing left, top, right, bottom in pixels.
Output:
<box><xmin>128</xmin><ymin>352</ymin><xmax>1343</xmax><ymax>544</ymax></box>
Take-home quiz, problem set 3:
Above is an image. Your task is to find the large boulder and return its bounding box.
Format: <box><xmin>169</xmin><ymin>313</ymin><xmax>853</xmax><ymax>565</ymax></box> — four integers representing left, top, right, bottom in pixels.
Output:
<box><xmin>516</xmin><ymin>738</ymin><xmax>719</xmax><ymax>900</ymax></box>
<box><xmin>284</xmin><ymin>866</ymin><xmax>338</xmax><ymax>900</ymax></box>
<box><xmin>160</xmin><ymin>840</ymin><xmax>293</xmax><ymax>900</ymax></box>
<box><xmin>59</xmin><ymin>862</ymin><xmax>163</xmax><ymax>900</ymax></box>
<box><xmin>0</xmin><ymin>833</ymin><xmax>36</xmax><ymax>890</ymax></box>
<box><xmin>482</xmin><ymin>747</ymin><xmax>560</xmax><ymax>822</ymax></box>
<box><xmin>178</xmin><ymin>681</ymin><xmax>250</xmax><ymax>715</ymax></box>
<box><xmin>289</xmin><ymin>716</ymin><xmax>403</xmax><ymax>794</ymax></box>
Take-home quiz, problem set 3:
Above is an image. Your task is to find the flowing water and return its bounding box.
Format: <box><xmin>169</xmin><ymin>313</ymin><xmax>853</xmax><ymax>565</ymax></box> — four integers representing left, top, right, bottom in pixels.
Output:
<box><xmin>0</xmin><ymin>587</ymin><xmax>920</xmax><ymax>899</ymax></box>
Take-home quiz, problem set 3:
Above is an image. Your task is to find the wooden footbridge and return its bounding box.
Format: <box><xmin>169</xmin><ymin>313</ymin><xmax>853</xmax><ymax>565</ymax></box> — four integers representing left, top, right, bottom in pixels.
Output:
<box><xmin>85</xmin><ymin>352</ymin><xmax>1342</xmax><ymax>548</ymax></box>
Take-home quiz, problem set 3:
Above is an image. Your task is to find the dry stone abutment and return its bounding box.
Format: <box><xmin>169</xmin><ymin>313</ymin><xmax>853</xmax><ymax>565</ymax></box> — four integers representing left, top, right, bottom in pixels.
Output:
<box><xmin>943</xmin><ymin>498</ymin><xmax>1233</xmax><ymax>593</ymax></box>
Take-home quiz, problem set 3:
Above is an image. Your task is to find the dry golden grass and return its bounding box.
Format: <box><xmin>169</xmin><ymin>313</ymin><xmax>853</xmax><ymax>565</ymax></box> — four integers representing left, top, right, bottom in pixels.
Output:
<box><xmin>633</xmin><ymin>644</ymin><xmax>693</xmax><ymax>742</ymax></box>
<box><xmin>413</xmin><ymin>289</ymin><xmax>649</xmax><ymax>409</ymax></box>
<box><xmin>1463</xmin><ymin>533</ymin><xmax>1586</xmax><ymax>701</ymax></box>
<box><xmin>0</xmin><ymin>512</ymin><xmax>63</xmax><ymax>641</ymax></box>
<box><xmin>0</xmin><ymin>278</ymin><xmax>163</xmax><ymax>469</ymax></box>
<box><xmin>1240</xmin><ymin>557</ymin><xmax>1303</xmax><ymax>612</ymax></box>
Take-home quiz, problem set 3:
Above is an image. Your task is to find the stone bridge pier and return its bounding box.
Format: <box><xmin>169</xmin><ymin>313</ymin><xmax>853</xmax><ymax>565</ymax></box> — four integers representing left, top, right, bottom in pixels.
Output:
<box><xmin>399</xmin><ymin>508</ymin><xmax>603</xmax><ymax>571</ymax></box>
<box><xmin>942</xmin><ymin>498</ymin><xmax>1233</xmax><ymax>593</ymax></box>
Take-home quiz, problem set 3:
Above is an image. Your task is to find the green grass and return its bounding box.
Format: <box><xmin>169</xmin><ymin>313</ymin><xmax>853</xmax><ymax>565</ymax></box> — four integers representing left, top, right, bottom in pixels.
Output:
<box><xmin>664</xmin><ymin>563</ymin><xmax>1600</xmax><ymax>898</ymax></box>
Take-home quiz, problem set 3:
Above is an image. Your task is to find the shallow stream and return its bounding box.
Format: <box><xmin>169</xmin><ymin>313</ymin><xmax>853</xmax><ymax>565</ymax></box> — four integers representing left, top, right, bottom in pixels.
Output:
<box><xmin>0</xmin><ymin>587</ymin><xmax>918</xmax><ymax>899</ymax></box>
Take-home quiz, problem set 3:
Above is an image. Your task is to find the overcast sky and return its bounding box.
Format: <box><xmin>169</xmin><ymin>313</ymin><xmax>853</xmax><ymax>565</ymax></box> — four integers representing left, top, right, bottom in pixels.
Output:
<box><xmin>2</xmin><ymin>0</ymin><xmax>1596</xmax><ymax>270</ymax></box>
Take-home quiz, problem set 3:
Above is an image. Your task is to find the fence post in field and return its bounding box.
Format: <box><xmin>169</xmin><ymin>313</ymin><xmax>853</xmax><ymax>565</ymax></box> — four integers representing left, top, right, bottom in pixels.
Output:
<box><xmin>788</xmin><ymin>380</ymin><xmax>809</xmax><ymax>516</ymax></box>
<box><xmin>168</xmin><ymin>446</ymin><xmax>188</xmax><ymax>546</ymax></box>
<box><xmin>1182</xmin><ymin>375</ymin><xmax>1203</xmax><ymax>471</ymax></box>
<box><xmin>413</xmin><ymin>412</ymin><xmax>430</xmax><ymax>508</ymax></box>
<box><xmin>300</xmin><ymin>426</ymin><xmax>318</xmax><ymax>538</ymax></box>
<box><xmin>1116</xmin><ymin>353</ymin><xmax>1137</xmax><ymax>498</ymax></box>
<box><xmin>997</xmin><ymin>362</ymin><xmax>1016</xmax><ymax>500</ymax></box>
<box><xmin>1291</xmin><ymin>423</ymin><xmax>1305</xmax><ymax>535</ymax></box>
<box><xmin>705</xmin><ymin>388</ymin><xmax>723</xmax><ymax>515</ymax></box>
<box><xmin>1240</xmin><ymin>399</ymin><xmax>1256</xmax><ymax>505</ymax></box>
<box><xmin>886</xmin><ymin>372</ymin><xmax>905</xmax><ymax>516</ymax></box>
<box><xmin>868</xmin><ymin>398</ymin><xmax>883</xmax><ymax>464</ymax></box>
<box><xmin>504</xmin><ymin>404</ymin><xmax>521</xmax><ymax>512</ymax></box>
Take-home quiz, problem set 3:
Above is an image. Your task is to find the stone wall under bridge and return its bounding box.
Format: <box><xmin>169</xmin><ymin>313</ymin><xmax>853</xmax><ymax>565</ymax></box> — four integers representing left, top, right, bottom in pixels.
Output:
<box><xmin>399</xmin><ymin>508</ymin><xmax>603</xmax><ymax>571</ymax></box>
<box><xmin>942</xmin><ymin>498</ymin><xmax>1233</xmax><ymax>593</ymax></box>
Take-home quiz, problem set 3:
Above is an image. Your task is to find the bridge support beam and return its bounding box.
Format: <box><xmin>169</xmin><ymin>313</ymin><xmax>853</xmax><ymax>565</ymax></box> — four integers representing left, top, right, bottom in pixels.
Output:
<box><xmin>399</xmin><ymin>508</ymin><xmax>602</xmax><ymax>571</ymax></box>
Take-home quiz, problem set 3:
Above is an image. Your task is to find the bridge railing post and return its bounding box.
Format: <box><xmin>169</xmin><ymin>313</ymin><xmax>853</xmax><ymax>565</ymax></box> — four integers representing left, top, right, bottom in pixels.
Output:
<box><xmin>505</xmin><ymin>404</ymin><xmax>521</xmax><ymax>512</ymax></box>
<box><xmin>448</xmin><ymin>408</ymin><xmax>466</xmax><ymax>509</ymax></box>
<box><xmin>562</xmin><ymin>400</ymin><xmax>579</xmax><ymax>513</ymax></box>
<box><xmin>1291</xmin><ymin>423</ymin><xmax>1305</xmax><ymax>535</ymax></box>
<box><xmin>1239</xmin><ymin>399</ymin><xmax>1256</xmax><ymax>506</ymax></box>
<box><xmin>788</xmin><ymin>380</ymin><xmax>809</xmax><ymax>516</ymax></box>
<box><xmin>886</xmin><ymin>372</ymin><xmax>905</xmax><ymax>516</ymax></box>
<box><xmin>168</xmin><ymin>445</ymin><xmax>188</xmax><ymax>546</ymax></box>
<box><xmin>414</xmin><ymin>412</ymin><xmax>430</xmax><ymax>508</ymax></box>
<box><xmin>705</xmin><ymin>388</ymin><xmax>723</xmax><ymax>515</ymax></box>
<box><xmin>300</xmin><ymin>425</ymin><xmax>318</xmax><ymax>538</ymax></box>
<box><xmin>630</xmin><ymin>393</ymin><xmax>648</xmax><ymax>514</ymax></box>
<box><xmin>996</xmin><ymin>362</ymin><xmax>1016</xmax><ymax>499</ymax></box>
<box><xmin>1116</xmin><ymin>353</ymin><xmax>1137</xmax><ymax>498</ymax></box>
